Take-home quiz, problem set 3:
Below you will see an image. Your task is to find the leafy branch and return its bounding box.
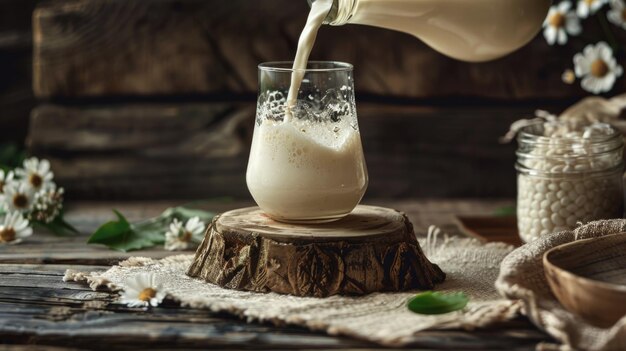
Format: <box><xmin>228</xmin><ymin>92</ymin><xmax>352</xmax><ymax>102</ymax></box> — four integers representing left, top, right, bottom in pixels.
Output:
<box><xmin>87</xmin><ymin>206</ymin><xmax>214</xmax><ymax>252</ymax></box>
<box><xmin>0</xmin><ymin>143</ymin><xmax>26</xmax><ymax>172</ymax></box>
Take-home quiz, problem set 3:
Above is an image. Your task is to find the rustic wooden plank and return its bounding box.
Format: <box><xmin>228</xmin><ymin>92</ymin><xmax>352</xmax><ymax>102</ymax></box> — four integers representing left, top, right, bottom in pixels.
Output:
<box><xmin>0</xmin><ymin>346</ymin><xmax>82</xmax><ymax>351</ymax></box>
<box><xmin>0</xmin><ymin>200</ymin><xmax>551</xmax><ymax>350</ymax></box>
<box><xmin>0</xmin><ymin>0</ymin><xmax>37</xmax><ymax>143</ymax></box>
<box><xmin>0</xmin><ymin>200</ymin><xmax>250</xmax><ymax>265</ymax></box>
<box><xmin>0</xmin><ymin>263</ymin><xmax>549</xmax><ymax>350</ymax></box>
<box><xmin>0</xmin><ymin>199</ymin><xmax>514</xmax><ymax>264</ymax></box>
<box><xmin>32</xmin><ymin>0</ymin><xmax>622</xmax><ymax>99</ymax></box>
<box><xmin>28</xmin><ymin>103</ymin><xmax>241</xmax><ymax>152</ymax></box>
<box><xmin>28</xmin><ymin>102</ymin><xmax>549</xmax><ymax>199</ymax></box>
<box><xmin>456</xmin><ymin>216</ymin><xmax>521</xmax><ymax>246</ymax></box>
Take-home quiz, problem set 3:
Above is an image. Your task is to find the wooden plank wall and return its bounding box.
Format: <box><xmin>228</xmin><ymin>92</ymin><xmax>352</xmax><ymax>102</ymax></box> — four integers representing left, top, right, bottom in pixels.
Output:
<box><xmin>29</xmin><ymin>103</ymin><xmax>537</xmax><ymax>199</ymax></box>
<box><xmin>0</xmin><ymin>0</ymin><xmax>38</xmax><ymax>143</ymax></box>
<box><xmin>26</xmin><ymin>0</ymin><xmax>622</xmax><ymax>200</ymax></box>
<box><xmin>32</xmin><ymin>0</ymin><xmax>603</xmax><ymax>99</ymax></box>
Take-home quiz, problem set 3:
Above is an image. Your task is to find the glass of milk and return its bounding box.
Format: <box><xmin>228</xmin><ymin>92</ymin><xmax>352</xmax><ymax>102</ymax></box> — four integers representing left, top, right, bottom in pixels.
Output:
<box><xmin>247</xmin><ymin>61</ymin><xmax>368</xmax><ymax>223</ymax></box>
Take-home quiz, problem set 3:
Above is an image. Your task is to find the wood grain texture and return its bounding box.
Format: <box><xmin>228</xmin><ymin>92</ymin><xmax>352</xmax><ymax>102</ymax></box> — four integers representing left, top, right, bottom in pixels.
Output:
<box><xmin>543</xmin><ymin>232</ymin><xmax>626</xmax><ymax>328</ymax></box>
<box><xmin>455</xmin><ymin>215</ymin><xmax>521</xmax><ymax>247</ymax></box>
<box><xmin>32</xmin><ymin>0</ymin><xmax>624</xmax><ymax>99</ymax></box>
<box><xmin>28</xmin><ymin>102</ymin><xmax>550</xmax><ymax>199</ymax></box>
<box><xmin>0</xmin><ymin>0</ymin><xmax>37</xmax><ymax>143</ymax></box>
<box><xmin>187</xmin><ymin>206</ymin><xmax>445</xmax><ymax>297</ymax></box>
<box><xmin>0</xmin><ymin>199</ymin><xmax>553</xmax><ymax>350</ymax></box>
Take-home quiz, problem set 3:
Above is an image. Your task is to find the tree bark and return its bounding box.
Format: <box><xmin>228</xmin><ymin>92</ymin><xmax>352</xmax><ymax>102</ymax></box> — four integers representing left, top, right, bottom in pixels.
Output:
<box><xmin>187</xmin><ymin>205</ymin><xmax>445</xmax><ymax>297</ymax></box>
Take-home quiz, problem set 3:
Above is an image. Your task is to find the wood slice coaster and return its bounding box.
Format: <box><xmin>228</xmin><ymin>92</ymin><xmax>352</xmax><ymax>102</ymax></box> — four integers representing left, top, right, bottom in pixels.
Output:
<box><xmin>187</xmin><ymin>205</ymin><xmax>446</xmax><ymax>297</ymax></box>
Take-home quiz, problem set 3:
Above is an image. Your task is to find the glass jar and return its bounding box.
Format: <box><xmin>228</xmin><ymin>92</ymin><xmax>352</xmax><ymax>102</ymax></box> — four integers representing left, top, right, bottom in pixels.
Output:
<box><xmin>246</xmin><ymin>61</ymin><xmax>368</xmax><ymax>224</ymax></box>
<box><xmin>516</xmin><ymin>122</ymin><xmax>624</xmax><ymax>243</ymax></box>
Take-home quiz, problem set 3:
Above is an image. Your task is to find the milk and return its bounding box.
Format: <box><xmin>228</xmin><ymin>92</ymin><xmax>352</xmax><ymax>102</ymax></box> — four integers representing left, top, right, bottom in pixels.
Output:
<box><xmin>286</xmin><ymin>0</ymin><xmax>333</xmax><ymax>113</ymax></box>
<box><xmin>246</xmin><ymin>117</ymin><xmax>368</xmax><ymax>222</ymax></box>
<box><xmin>247</xmin><ymin>0</ymin><xmax>366</xmax><ymax>223</ymax></box>
<box><xmin>249</xmin><ymin>0</ymin><xmax>549</xmax><ymax>222</ymax></box>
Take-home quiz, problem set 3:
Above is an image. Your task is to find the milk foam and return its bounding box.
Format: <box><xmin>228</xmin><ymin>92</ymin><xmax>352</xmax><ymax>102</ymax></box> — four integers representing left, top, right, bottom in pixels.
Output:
<box><xmin>247</xmin><ymin>114</ymin><xmax>367</xmax><ymax>221</ymax></box>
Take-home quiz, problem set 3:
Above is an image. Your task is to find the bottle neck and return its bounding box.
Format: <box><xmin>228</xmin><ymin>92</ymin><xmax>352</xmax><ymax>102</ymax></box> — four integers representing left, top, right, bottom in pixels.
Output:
<box><xmin>308</xmin><ymin>0</ymin><xmax>356</xmax><ymax>26</ymax></box>
<box><xmin>327</xmin><ymin>0</ymin><xmax>356</xmax><ymax>25</ymax></box>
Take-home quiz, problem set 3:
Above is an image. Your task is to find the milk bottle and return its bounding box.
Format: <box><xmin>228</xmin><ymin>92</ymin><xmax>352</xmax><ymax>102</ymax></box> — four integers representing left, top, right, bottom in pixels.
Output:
<box><xmin>310</xmin><ymin>0</ymin><xmax>551</xmax><ymax>62</ymax></box>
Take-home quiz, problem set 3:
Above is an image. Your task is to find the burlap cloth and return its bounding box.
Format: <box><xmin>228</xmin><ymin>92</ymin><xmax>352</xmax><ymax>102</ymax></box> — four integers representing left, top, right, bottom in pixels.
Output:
<box><xmin>65</xmin><ymin>235</ymin><xmax>521</xmax><ymax>346</ymax></box>
<box><xmin>64</xmin><ymin>221</ymin><xmax>626</xmax><ymax>349</ymax></box>
<box><xmin>496</xmin><ymin>219</ymin><xmax>626</xmax><ymax>351</ymax></box>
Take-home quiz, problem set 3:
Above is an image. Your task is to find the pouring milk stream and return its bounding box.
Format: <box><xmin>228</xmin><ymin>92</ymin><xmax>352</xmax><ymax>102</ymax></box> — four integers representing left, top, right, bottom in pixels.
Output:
<box><xmin>288</xmin><ymin>0</ymin><xmax>551</xmax><ymax>112</ymax></box>
<box><xmin>249</xmin><ymin>0</ymin><xmax>550</xmax><ymax>222</ymax></box>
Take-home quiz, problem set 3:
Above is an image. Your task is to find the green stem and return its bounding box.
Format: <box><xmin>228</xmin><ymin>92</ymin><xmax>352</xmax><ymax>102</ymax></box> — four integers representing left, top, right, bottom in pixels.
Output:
<box><xmin>597</xmin><ymin>13</ymin><xmax>619</xmax><ymax>51</ymax></box>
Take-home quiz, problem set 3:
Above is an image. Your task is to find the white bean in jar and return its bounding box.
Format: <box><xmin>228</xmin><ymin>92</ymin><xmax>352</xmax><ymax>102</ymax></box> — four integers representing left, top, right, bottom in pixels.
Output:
<box><xmin>516</xmin><ymin>122</ymin><xmax>624</xmax><ymax>243</ymax></box>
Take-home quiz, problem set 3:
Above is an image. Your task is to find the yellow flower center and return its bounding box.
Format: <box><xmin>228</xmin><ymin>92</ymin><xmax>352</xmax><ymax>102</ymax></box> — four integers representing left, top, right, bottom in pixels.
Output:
<box><xmin>13</xmin><ymin>194</ymin><xmax>28</xmax><ymax>209</ymax></box>
<box><xmin>0</xmin><ymin>228</ymin><xmax>16</xmax><ymax>243</ymax></box>
<box><xmin>562</xmin><ymin>70</ymin><xmax>576</xmax><ymax>84</ymax></box>
<box><xmin>622</xmin><ymin>8</ymin><xmax>626</xmax><ymax>21</ymax></box>
<box><xmin>180</xmin><ymin>231</ymin><xmax>192</xmax><ymax>242</ymax></box>
<box><xmin>584</xmin><ymin>0</ymin><xmax>595</xmax><ymax>5</ymax></box>
<box><xmin>591</xmin><ymin>59</ymin><xmax>609</xmax><ymax>78</ymax></box>
<box><xmin>549</xmin><ymin>12</ymin><xmax>565</xmax><ymax>28</ymax></box>
<box><xmin>29</xmin><ymin>174</ymin><xmax>43</xmax><ymax>188</ymax></box>
<box><xmin>138</xmin><ymin>288</ymin><xmax>157</xmax><ymax>302</ymax></box>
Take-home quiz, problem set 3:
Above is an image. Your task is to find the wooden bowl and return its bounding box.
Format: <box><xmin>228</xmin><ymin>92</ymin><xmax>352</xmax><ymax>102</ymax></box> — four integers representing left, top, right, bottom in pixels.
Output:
<box><xmin>543</xmin><ymin>232</ymin><xmax>626</xmax><ymax>328</ymax></box>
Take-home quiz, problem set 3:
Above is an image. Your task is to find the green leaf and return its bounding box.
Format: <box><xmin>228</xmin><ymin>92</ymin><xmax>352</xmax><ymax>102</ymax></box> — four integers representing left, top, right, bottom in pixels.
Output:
<box><xmin>161</xmin><ymin>206</ymin><xmax>215</xmax><ymax>222</ymax></box>
<box><xmin>87</xmin><ymin>206</ymin><xmax>215</xmax><ymax>252</ymax></box>
<box><xmin>36</xmin><ymin>216</ymin><xmax>80</xmax><ymax>236</ymax></box>
<box><xmin>493</xmin><ymin>206</ymin><xmax>516</xmax><ymax>217</ymax></box>
<box><xmin>132</xmin><ymin>220</ymin><xmax>167</xmax><ymax>245</ymax></box>
<box><xmin>55</xmin><ymin>216</ymin><xmax>80</xmax><ymax>234</ymax></box>
<box><xmin>88</xmin><ymin>210</ymin><xmax>130</xmax><ymax>243</ymax></box>
<box><xmin>87</xmin><ymin>210</ymin><xmax>160</xmax><ymax>252</ymax></box>
<box><xmin>407</xmin><ymin>291</ymin><xmax>469</xmax><ymax>315</ymax></box>
<box><xmin>0</xmin><ymin>143</ymin><xmax>26</xmax><ymax>171</ymax></box>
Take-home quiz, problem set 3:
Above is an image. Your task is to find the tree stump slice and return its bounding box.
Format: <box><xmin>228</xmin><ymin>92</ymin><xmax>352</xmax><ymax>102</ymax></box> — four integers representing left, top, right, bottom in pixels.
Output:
<box><xmin>187</xmin><ymin>205</ymin><xmax>446</xmax><ymax>297</ymax></box>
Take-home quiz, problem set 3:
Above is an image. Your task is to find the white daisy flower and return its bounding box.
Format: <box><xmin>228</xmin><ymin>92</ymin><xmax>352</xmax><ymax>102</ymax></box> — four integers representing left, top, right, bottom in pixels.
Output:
<box><xmin>607</xmin><ymin>0</ymin><xmax>626</xmax><ymax>29</ymax></box>
<box><xmin>0</xmin><ymin>170</ymin><xmax>14</xmax><ymax>194</ymax></box>
<box><xmin>29</xmin><ymin>187</ymin><xmax>65</xmax><ymax>224</ymax></box>
<box><xmin>164</xmin><ymin>217</ymin><xmax>206</xmax><ymax>251</ymax></box>
<box><xmin>0</xmin><ymin>211</ymin><xmax>33</xmax><ymax>245</ymax></box>
<box><xmin>15</xmin><ymin>157</ymin><xmax>54</xmax><ymax>191</ymax></box>
<box><xmin>0</xmin><ymin>181</ymin><xmax>34</xmax><ymax>213</ymax></box>
<box><xmin>578</xmin><ymin>0</ymin><xmax>608</xmax><ymax>18</ymax></box>
<box><xmin>573</xmin><ymin>42</ymin><xmax>623</xmax><ymax>94</ymax></box>
<box><xmin>543</xmin><ymin>2</ymin><xmax>582</xmax><ymax>45</ymax></box>
<box><xmin>118</xmin><ymin>273</ymin><xmax>167</xmax><ymax>308</ymax></box>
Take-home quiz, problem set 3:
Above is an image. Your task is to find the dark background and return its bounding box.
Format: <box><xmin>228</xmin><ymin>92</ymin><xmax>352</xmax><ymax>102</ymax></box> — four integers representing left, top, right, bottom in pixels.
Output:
<box><xmin>1</xmin><ymin>0</ymin><xmax>624</xmax><ymax>200</ymax></box>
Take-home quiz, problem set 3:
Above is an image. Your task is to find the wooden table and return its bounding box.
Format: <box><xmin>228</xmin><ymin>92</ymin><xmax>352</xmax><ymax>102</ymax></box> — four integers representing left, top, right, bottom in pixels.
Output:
<box><xmin>0</xmin><ymin>199</ymin><xmax>552</xmax><ymax>350</ymax></box>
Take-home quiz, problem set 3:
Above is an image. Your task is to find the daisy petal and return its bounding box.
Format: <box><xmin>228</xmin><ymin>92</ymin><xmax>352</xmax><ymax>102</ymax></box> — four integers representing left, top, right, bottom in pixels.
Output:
<box><xmin>544</xmin><ymin>26</ymin><xmax>557</xmax><ymax>45</ymax></box>
<box><xmin>581</xmin><ymin>75</ymin><xmax>600</xmax><ymax>94</ymax></box>
<box><xmin>601</xmin><ymin>74</ymin><xmax>617</xmax><ymax>92</ymax></box>
<box><xmin>559</xmin><ymin>1</ymin><xmax>572</xmax><ymax>12</ymax></box>
<box><xmin>557</xmin><ymin>29</ymin><xmax>568</xmax><ymax>45</ymax></box>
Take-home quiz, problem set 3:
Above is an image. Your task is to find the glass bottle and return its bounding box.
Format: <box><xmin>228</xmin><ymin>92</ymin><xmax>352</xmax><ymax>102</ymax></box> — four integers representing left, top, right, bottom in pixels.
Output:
<box><xmin>247</xmin><ymin>61</ymin><xmax>368</xmax><ymax>224</ymax></box>
<box><xmin>309</xmin><ymin>0</ymin><xmax>551</xmax><ymax>62</ymax></box>
<box><xmin>516</xmin><ymin>122</ymin><xmax>624</xmax><ymax>243</ymax></box>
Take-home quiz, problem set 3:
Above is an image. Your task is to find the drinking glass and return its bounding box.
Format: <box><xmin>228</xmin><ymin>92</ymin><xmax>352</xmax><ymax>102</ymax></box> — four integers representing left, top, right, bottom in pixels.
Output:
<box><xmin>246</xmin><ymin>61</ymin><xmax>368</xmax><ymax>223</ymax></box>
